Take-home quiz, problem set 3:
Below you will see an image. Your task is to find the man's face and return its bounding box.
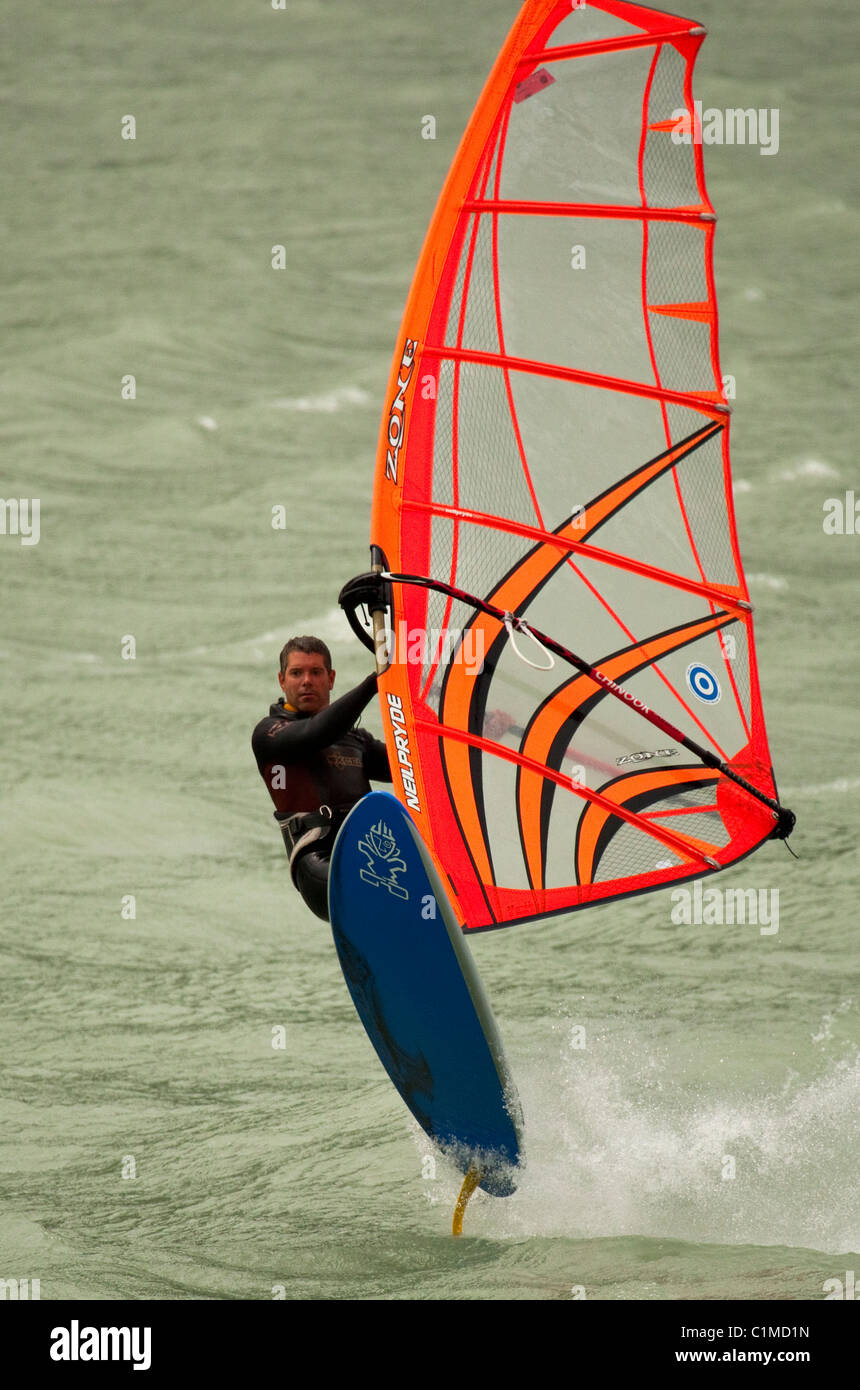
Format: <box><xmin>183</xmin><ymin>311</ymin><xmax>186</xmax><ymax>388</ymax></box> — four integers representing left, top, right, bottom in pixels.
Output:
<box><xmin>278</xmin><ymin>650</ymin><xmax>335</xmax><ymax>714</ymax></box>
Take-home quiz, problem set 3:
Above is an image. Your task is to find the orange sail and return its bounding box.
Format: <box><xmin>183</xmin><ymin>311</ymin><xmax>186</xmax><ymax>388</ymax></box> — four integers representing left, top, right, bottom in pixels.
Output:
<box><xmin>368</xmin><ymin>0</ymin><xmax>786</xmax><ymax>931</ymax></box>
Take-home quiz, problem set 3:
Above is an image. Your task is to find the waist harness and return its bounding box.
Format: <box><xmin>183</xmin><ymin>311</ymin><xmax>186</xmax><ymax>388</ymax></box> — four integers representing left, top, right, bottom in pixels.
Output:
<box><xmin>273</xmin><ymin>805</ymin><xmax>348</xmax><ymax>888</ymax></box>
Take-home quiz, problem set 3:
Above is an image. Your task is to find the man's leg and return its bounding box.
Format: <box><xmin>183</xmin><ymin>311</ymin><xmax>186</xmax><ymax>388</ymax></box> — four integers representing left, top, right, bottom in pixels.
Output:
<box><xmin>292</xmin><ymin>849</ymin><xmax>331</xmax><ymax>922</ymax></box>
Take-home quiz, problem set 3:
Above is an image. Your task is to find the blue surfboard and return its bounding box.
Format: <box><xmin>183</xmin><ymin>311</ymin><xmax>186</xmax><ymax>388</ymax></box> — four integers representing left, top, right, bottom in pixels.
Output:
<box><xmin>328</xmin><ymin>791</ymin><xmax>522</xmax><ymax>1197</ymax></box>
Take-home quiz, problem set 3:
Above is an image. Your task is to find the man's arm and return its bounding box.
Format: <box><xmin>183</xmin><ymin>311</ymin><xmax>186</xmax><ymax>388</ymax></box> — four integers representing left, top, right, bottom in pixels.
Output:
<box><xmin>362</xmin><ymin>731</ymin><xmax>392</xmax><ymax>782</ymax></box>
<box><xmin>252</xmin><ymin>673</ymin><xmax>379</xmax><ymax>763</ymax></box>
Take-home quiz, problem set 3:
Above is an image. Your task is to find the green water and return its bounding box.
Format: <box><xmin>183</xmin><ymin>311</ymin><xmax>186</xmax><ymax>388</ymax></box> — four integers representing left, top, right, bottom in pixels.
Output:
<box><xmin>1</xmin><ymin>0</ymin><xmax>857</xmax><ymax>1300</ymax></box>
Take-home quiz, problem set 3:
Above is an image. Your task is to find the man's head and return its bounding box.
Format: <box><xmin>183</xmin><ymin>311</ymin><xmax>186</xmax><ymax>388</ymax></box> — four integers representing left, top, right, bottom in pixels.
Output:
<box><xmin>278</xmin><ymin>636</ymin><xmax>335</xmax><ymax>714</ymax></box>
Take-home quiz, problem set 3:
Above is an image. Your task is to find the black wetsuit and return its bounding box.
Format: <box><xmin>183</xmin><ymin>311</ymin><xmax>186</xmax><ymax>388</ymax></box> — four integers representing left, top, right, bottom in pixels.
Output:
<box><xmin>251</xmin><ymin>673</ymin><xmax>391</xmax><ymax>919</ymax></box>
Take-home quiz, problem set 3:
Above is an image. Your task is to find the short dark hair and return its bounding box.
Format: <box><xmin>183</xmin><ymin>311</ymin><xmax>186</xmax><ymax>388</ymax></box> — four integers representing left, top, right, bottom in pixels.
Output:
<box><xmin>279</xmin><ymin>636</ymin><xmax>332</xmax><ymax>675</ymax></box>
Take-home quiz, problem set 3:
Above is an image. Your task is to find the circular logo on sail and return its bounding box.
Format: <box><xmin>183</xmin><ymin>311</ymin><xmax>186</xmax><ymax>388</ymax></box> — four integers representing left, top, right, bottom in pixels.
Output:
<box><xmin>686</xmin><ymin>663</ymin><xmax>721</xmax><ymax>704</ymax></box>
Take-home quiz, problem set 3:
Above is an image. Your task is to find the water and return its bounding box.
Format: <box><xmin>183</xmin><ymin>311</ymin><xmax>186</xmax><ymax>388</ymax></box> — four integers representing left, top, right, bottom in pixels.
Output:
<box><xmin>1</xmin><ymin>0</ymin><xmax>857</xmax><ymax>1300</ymax></box>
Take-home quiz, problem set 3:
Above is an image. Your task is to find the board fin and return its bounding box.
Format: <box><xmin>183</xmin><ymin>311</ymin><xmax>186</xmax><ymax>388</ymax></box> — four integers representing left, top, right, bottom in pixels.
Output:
<box><xmin>452</xmin><ymin>1165</ymin><xmax>483</xmax><ymax>1237</ymax></box>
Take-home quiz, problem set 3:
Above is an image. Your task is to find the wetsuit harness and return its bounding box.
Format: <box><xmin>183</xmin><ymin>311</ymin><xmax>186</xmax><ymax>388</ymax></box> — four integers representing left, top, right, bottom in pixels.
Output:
<box><xmin>251</xmin><ymin>672</ymin><xmax>391</xmax><ymax>919</ymax></box>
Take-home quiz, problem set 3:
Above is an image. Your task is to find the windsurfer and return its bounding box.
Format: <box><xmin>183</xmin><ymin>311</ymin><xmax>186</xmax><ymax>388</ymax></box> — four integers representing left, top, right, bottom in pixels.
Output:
<box><xmin>252</xmin><ymin>636</ymin><xmax>391</xmax><ymax>920</ymax></box>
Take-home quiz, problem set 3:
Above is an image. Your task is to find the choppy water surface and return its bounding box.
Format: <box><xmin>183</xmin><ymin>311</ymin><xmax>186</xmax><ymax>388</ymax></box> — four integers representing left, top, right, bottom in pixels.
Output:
<box><xmin>1</xmin><ymin>0</ymin><xmax>856</xmax><ymax>1299</ymax></box>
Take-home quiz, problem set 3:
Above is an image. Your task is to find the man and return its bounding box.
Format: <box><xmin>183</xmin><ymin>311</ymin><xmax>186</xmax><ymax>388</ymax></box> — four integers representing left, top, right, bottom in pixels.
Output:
<box><xmin>252</xmin><ymin>636</ymin><xmax>391</xmax><ymax>920</ymax></box>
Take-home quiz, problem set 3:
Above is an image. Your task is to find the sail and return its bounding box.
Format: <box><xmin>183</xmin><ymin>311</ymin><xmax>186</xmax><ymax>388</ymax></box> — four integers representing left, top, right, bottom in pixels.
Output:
<box><xmin>370</xmin><ymin>0</ymin><xmax>785</xmax><ymax>932</ymax></box>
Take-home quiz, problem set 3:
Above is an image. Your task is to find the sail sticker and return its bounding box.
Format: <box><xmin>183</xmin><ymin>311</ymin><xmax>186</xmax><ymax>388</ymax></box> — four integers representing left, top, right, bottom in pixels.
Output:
<box><xmin>384</xmin><ymin>338</ymin><xmax>418</xmax><ymax>484</ymax></box>
<box><xmin>686</xmin><ymin>663</ymin><xmax>722</xmax><ymax>704</ymax></box>
<box><xmin>616</xmin><ymin>749</ymin><xmax>678</xmax><ymax>765</ymax></box>
<box><xmin>357</xmin><ymin>820</ymin><xmax>409</xmax><ymax>898</ymax></box>
<box><xmin>514</xmin><ymin>68</ymin><xmax>555</xmax><ymax>103</ymax></box>
<box><xmin>387</xmin><ymin>693</ymin><xmax>421</xmax><ymax>810</ymax></box>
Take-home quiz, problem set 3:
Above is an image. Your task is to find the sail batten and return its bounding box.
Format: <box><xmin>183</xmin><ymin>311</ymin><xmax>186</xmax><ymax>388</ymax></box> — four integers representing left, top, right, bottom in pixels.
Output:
<box><xmin>464</xmin><ymin>200</ymin><xmax>712</xmax><ymax>224</ymax></box>
<box><xmin>424</xmin><ymin>346</ymin><xmax>730</xmax><ymax>415</ymax></box>
<box><xmin>399</xmin><ymin>504</ymin><xmax>749</xmax><ymax>613</ymax></box>
<box><xmin>524</xmin><ymin>31</ymin><xmax>696</xmax><ymax>65</ymax></box>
